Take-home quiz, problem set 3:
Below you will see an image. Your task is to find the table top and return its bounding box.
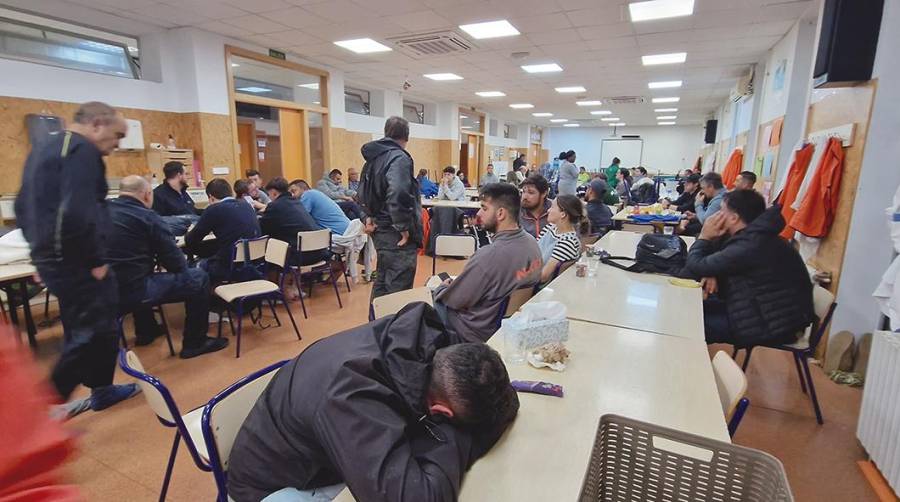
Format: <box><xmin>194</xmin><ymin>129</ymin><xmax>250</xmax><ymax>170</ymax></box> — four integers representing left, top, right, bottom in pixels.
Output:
<box><xmin>0</xmin><ymin>263</ymin><xmax>37</xmax><ymax>282</ymax></box>
<box><xmin>593</xmin><ymin>230</ymin><xmax>696</xmax><ymax>258</ymax></box>
<box><xmin>335</xmin><ymin>321</ymin><xmax>729</xmax><ymax>502</ymax></box>
<box><xmin>613</xmin><ymin>207</ymin><xmax>682</xmax><ymax>223</ymax></box>
<box><xmin>421</xmin><ymin>198</ymin><xmax>482</xmax><ymax>209</ymax></box>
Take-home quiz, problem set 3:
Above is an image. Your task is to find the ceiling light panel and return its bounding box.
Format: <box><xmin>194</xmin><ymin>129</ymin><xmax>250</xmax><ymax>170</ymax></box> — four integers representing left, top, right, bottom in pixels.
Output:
<box><xmin>550</xmin><ymin>119</ymin><xmax>568</xmax><ymax>123</ymax></box>
<box><xmin>509</xmin><ymin>103</ymin><xmax>534</xmax><ymax>109</ymax></box>
<box><xmin>532</xmin><ymin>112</ymin><xmax>553</xmax><ymax>117</ymax></box>
<box><xmin>600</xmin><ymin>117</ymin><xmax>621</xmax><ymax>121</ymax></box>
<box><xmin>629</xmin><ymin>0</ymin><xmax>695</xmax><ymax>22</ymax></box>
<box><xmin>563</xmin><ymin>123</ymin><xmax>580</xmax><ymax>127</ymax></box>
<box><xmin>654</xmin><ymin>108</ymin><xmax>678</xmax><ymax>112</ymax></box>
<box><xmin>521</xmin><ymin>63</ymin><xmax>563</xmax><ymax>73</ymax></box>
<box><xmin>590</xmin><ymin>110</ymin><xmax>613</xmax><ymax>115</ymax></box>
<box><xmin>576</xmin><ymin>100</ymin><xmax>602</xmax><ymax>106</ymax></box>
<box><xmin>424</xmin><ymin>73</ymin><xmax>463</xmax><ymax>80</ymax></box>
<box><xmin>648</xmin><ymin>80</ymin><xmax>683</xmax><ymax>89</ymax></box>
<box><xmin>459</xmin><ymin>20</ymin><xmax>520</xmax><ymax>39</ymax></box>
<box><xmin>652</xmin><ymin>97</ymin><xmax>680</xmax><ymax>103</ymax></box>
<box><xmin>555</xmin><ymin>86</ymin><xmax>586</xmax><ymax>93</ymax></box>
<box><xmin>610</xmin><ymin>122</ymin><xmax>627</xmax><ymax>126</ymax></box>
<box><xmin>642</xmin><ymin>52</ymin><xmax>687</xmax><ymax>65</ymax></box>
<box><xmin>334</xmin><ymin>38</ymin><xmax>392</xmax><ymax>54</ymax></box>
<box><xmin>657</xmin><ymin>115</ymin><xmax>677</xmax><ymax>120</ymax></box>
<box><xmin>658</xmin><ymin>121</ymin><xmax>676</xmax><ymax>125</ymax></box>
<box><xmin>298</xmin><ymin>83</ymin><xmax>319</xmax><ymax>89</ymax></box>
<box><xmin>476</xmin><ymin>91</ymin><xmax>506</xmax><ymax>97</ymax></box>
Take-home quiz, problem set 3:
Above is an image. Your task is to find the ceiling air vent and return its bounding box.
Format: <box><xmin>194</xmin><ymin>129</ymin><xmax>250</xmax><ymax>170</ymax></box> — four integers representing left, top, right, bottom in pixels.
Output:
<box><xmin>388</xmin><ymin>30</ymin><xmax>475</xmax><ymax>58</ymax></box>
<box><xmin>604</xmin><ymin>96</ymin><xmax>646</xmax><ymax>105</ymax></box>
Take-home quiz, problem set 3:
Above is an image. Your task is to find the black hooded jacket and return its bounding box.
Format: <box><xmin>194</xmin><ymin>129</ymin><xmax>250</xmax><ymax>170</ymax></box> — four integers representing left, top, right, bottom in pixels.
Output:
<box><xmin>684</xmin><ymin>206</ymin><xmax>814</xmax><ymax>346</ymax></box>
<box><xmin>357</xmin><ymin>138</ymin><xmax>423</xmax><ymax>244</ymax></box>
<box><xmin>227</xmin><ymin>303</ymin><xmax>516</xmax><ymax>502</ymax></box>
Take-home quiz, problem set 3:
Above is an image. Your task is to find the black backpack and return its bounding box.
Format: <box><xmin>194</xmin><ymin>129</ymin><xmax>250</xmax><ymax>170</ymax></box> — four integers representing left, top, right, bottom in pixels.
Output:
<box><xmin>601</xmin><ymin>234</ymin><xmax>688</xmax><ymax>276</ymax></box>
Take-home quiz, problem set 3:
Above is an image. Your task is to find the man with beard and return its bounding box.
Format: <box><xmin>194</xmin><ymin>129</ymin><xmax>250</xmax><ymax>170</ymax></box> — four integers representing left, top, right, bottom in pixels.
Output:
<box><xmin>152</xmin><ymin>161</ymin><xmax>199</xmax><ymax>235</ymax></box>
<box><xmin>518</xmin><ymin>174</ymin><xmax>552</xmax><ymax>239</ymax></box>
<box><xmin>433</xmin><ymin>183</ymin><xmax>542</xmax><ymax>342</ymax></box>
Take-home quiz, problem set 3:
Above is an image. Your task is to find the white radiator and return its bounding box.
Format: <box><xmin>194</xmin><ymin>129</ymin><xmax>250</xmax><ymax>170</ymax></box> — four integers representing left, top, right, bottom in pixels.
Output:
<box><xmin>857</xmin><ymin>330</ymin><xmax>900</xmax><ymax>496</ymax></box>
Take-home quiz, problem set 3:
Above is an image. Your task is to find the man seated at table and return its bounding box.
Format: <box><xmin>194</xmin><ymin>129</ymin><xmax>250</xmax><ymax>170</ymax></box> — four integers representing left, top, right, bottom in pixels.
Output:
<box><xmin>683</xmin><ymin>189</ymin><xmax>813</xmax><ymax>347</ymax></box>
<box><xmin>108</xmin><ymin>176</ymin><xmax>228</xmax><ymax>358</ymax></box>
<box><xmin>318</xmin><ymin>169</ymin><xmax>364</xmax><ymax>220</ymax></box>
<box><xmin>519</xmin><ymin>174</ymin><xmax>552</xmax><ymax>239</ymax></box>
<box><xmin>261</xmin><ymin>177</ymin><xmax>327</xmax><ymax>267</ymax></box>
<box><xmin>246</xmin><ymin>169</ymin><xmax>271</xmax><ymax>204</ymax></box>
<box><xmin>288</xmin><ymin>179</ymin><xmax>350</xmax><ymax>236</ymax></box>
<box><xmin>480</xmin><ymin>163</ymin><xmax>499</xmax><ymax>186</ymax></box>
<box><xmin>437</xmin><ymin>165</ymin><xmax>467</xmax><ymax>201</ymax></box>
<box><xmin>227</xmin><ymin>303</ymin><xmax>519</xmax><ymax>502</ymax></box>
<box><xmin>664</xmin><ymin>173</ymin><xmax>700</xmax><ymax>213</ymax></box>
<box><xmin>185</xmin><ymin>178</ymin><xmax>260</xmax><ymax>284</ymax></box>
<box><xmin>346</xmin><ymin>167</ymin><xmax>360</xmax><ymax>193</ymax></box>
<box><xmin>733</xmin><ymin>171</ymin><xmax>757</xmax><ymax>191</ymax></box>
<box><xmin>680</xmin><ymin>172</ymin><xmax>726</xmax><ymax>236</ymax></box>
<box><xmin>234</xmin><ymin>179</ymin><xmax>267</xmax><ymax>213</ymax></box>
<box><xmin>632</xmin><ymin>166</ymin><xmax>653</xmax><ymax>188</ymax></box>
<box><xmin>151</xmin><ymin>161</ymin><xmax>199</xmax><ymax>235</ymax></box>
<box><xmin>585</xmin><ymin>179</ymin><xmax>613</xmax><ymax>237</ymax></box>
<box><xmin>434</xmin><ymin>183</ymin><xmax>542</xmax><ymax>343</ymax></box>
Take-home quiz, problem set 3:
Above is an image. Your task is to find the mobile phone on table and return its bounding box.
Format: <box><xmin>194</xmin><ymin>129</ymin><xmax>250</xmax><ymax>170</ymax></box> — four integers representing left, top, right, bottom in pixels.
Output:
<box><xmin>438</xmin><ymin>272</ymin><xmax>451</xmax><ymax>282</ymax></box>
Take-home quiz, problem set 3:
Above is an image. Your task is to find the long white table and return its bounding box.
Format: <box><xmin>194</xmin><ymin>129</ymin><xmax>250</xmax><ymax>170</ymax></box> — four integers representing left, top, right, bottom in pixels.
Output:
<box><xmin>421</xmin><ymin>197</ymin><xmax>481</xmax><ymax>209</ymax></box>
<box><xmin>593</xmin><ymin>230</ymin><xmax>695</xmax><ymax>257</ymax></box>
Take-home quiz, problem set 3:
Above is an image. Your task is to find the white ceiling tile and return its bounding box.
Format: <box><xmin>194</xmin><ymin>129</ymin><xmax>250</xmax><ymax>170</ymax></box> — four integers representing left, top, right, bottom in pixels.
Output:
<box><xmin>68</xmin><ymin>0</ymin><xmax>156</xmax><ymax>11</ymax></box>
<box><xmin>564</xmin><ymin>5</ymin><xmax>626</xmax><ymax>28</ymax></box>
<box><xmin>509</xmin><ymin>12</ymin><xmax>573</xmax><ymax>33</ymax></box>
<box><xmin>197</xmin><ymin>20</ymin><xmax>254</xmax><ymax>37</ymax></box>
<box><xmin>389</xmin><ymin>10</ymin><xmax>453</xmax><ymax>30</ymax></box>
<box><xmin>487</xmin><ymin>0</ymin><xmax>563</xmax><ymax>16</ymax></box>
<box><xmin>585</xmin><ymin>35</ymin><xmax>637</xmax><ymax>51</ymax></box>
<box><xmin>264</xmin><ymin>30</ymin><xmax>324</xmax><ymax>46</ymax></box>
<box><xmin>222</xmin><ymin>0</ymin><xmax>294</xmax><ymax>12</ymax></box>
<box><xmin>178</xmin><ymin>0</ymin><xmax>247</xmax><ymax>20</ymax></box>
<box><xmin>351</xmin><ymin>0</ymin><xmax>429</xmax><ymax>15</ymax></box>
<box><xmin>303</xmin><ymin>0</ymin><xmax>379</xmax><ymax>22</ymax></box>
<box><xmin>259</xmin><ymin>7</ymin><xmax>330</xmax><ymax>29</ymax></box>
<box><xmin>221</xmin><ymin>14</ymin><xmax>291</xmax><ymax>33</ymax></box>
<box><xmin>631</xmin><ymin>16</ymin><xmax>694</xmax><ymax>35</ymax></box>
<box><xmin>576</xmin><ymin>22</ymin><xmax>635</xmax><ymax>40</ymax></box>
<box><xmin>526</xmin><ymin>29</ymin><xmax>580</xmax><ymax>46</ymax></box>
<box><xmin>126</xmin><ymin>3</ymin><xmax>212</xmax><ymax>26</ymax></box>
<box><xmin>755</xmin><ymin>1</ymin><xmax>813</xmax><ymax>23</ymax></box>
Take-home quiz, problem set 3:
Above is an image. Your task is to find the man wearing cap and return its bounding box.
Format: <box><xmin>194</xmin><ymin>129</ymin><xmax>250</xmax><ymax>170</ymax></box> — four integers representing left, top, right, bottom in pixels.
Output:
<box><xmin>586</xmin><ymin>179</ymin><xmax>613</xmax><ymax>236</ymax></box>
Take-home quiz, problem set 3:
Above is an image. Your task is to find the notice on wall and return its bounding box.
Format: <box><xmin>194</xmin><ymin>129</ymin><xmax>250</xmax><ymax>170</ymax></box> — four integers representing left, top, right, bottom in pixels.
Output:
<box><xmin>258</xmin><ymin>152</ymin><xmax>265</xmax><ymax>161</ymax></box>
<box><xmin>754</xmin><ymin>157</ymin><xmax>764</xmax><ymax>177</ymax></box>
<box><xmin>773</xmin><ymin>59</ymin><xmax>787</xmax><ymax>95</ymax></box>
<box><xmin>762</xmin><ymin>151</ymin><xmax>775</xmax><ymax>178</ymax></box>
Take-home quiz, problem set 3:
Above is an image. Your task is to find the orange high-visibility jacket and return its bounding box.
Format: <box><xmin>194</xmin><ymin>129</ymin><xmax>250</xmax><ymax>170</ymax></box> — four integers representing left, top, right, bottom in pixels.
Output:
<box><xmin>721</xmin><ymin>149</ymin><xmax>744</xmax><ymax>189</ymax></box>
<box><xmin>776</xmin><ymin>143</ymin><xmax>815</xmax><ymax>240</ymax></box>
<box><xmin>790</xmin><ymin>137</ymin><xmax>845</xmax><ymax>238</ymax></box>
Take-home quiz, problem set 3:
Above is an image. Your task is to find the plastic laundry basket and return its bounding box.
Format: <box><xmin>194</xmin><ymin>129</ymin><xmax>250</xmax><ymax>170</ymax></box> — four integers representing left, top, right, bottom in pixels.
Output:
<box><xmin>579</xmin><ymin>414</ymin><xmax>793</xmax><ymax>502</ymax></box>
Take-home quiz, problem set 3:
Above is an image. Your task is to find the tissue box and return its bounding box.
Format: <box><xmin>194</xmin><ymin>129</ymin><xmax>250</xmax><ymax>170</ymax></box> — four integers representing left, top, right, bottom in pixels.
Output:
<box><xmin>502</xmin><ymin>317</ymin><xmax>569</xmax><ymax>350</ymax></box>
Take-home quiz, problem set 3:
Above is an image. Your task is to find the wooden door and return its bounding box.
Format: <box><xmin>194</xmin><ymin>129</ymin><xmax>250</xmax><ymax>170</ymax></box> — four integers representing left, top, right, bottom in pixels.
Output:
<box><xmin>236</xmin><ymin>121</ymin><xmax>257</xmax><ymax>173</ymax></box>
<box><xmin>279</xmin><ymin>108</ymin><xmax>308</xmax><ymax>182</ymax></box>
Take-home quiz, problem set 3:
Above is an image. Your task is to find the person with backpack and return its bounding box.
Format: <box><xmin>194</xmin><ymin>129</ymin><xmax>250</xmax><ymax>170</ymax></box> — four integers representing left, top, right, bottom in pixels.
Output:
<box><xmin>358</xmin><ymin>116</ymin><xmax>423</xmax><ymax>299</ymax></box>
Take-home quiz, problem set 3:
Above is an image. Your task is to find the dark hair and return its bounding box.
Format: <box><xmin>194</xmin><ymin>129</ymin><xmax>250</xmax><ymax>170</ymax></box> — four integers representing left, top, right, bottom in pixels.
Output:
<box><xmin>480</xmin><ymin>183</ymin><xmax>521</xmax><ymax>218</ymax></box>
<box><xmin>73</xmin><ymin>101</ymin><xmax>117</xmax><ymax>125</ymax></box>
<box><xmin>163</xmin><ymin>161</ymin><xmax>184</xmax><ymax>180</ymax></box>
<box><xmin>442</xmin><ymin>166</ymin><xmax>456</xmax><ymax>174</ymax></box>
<box><xmin>245</xmin><ymin>169</ymin><xmax>260</xmax><ymax>178</ymax></box>
<box><xmin>329</xmin><ymin>169</ymin><xmax>342</xmax><ymax>177</ymax></box>
<box><xmin>558</xmin><ymin>151</ymin><xmax>567</xmax><ymax>160</ymax></box>
<box><xmin>723</xmin><ymin>189</ymin><xmax>766</xmax><ymax>224</ymax></box>
<box><xmin>555</xmin><ymin>194</ymin><xmax>590</xmax><ymax>235</ymax></box>
<box><xmin>265</xmin><ymin>176</ymin><xmax>289</xmax><ymax>194</ymax></box>
<box><xmin>418</xmin><ymin>168</ymin><xmax>428</xmax><ymax>177</ymax></box>
<box><xmin>685</xmin><ymin>174</ymin><xmax>702</xmax><ymax>185</ymax></box>
<box><xmin>700</xmin><ymin>172</ymin><xmax>724</xmax><ymax>190</ymax></box>
<box><xmin>612</xmin><ymin>157</ymin><xmax>620</xmax><ymax>164</ymax></box>
<box><xmin>384</xmin><ymin>116</ymin><xmax>410</xmax><ymax>141</ymax></box>
<box><xmin>618</xmin><ymin>168</ymin><xmax>633</xmax><ymax>182</ymax></box>
<box><xmin>233</xmin><ymin>179</ymin><xmax>251</xmax><ymax>198</ymax></box>
<box><xmin>596</xmin><ymin>172</ymin><xmax>608</xmax><ymax>181</ymax></box>
<box><xmin>565</xmin><ymin>150</ymin><xmax>576</xmax><ymax>160</ymax></box>
<box><xmin>291</xmin><ymin>179</ymin><xmax>311</xmax><ymax>190</ymax></box>
<box><xmin>206</xmin><ymin>178</ymin><xmax>233</xmax><ymax>199</ymax></box>
<box><xmin>430</xmin><ymin>343</ymin><xmax>519</xmax><ymax>427</ymax></box>
<box><xmin>738</xmin><ymin>171</ymin><xmax>757</xmax><ymax>185</ymax></box>
<box><xmin>520</xmin><ymin>174</ymin><xmax>549</xmax><ymax>195</ymax></box>
<box><xmin>637</xmin><ymin>166</ymin><xmax>648</xmax><ymax>175</ymax></box>
<box><xmin>487</xmin><ymin>163</ymin><xmax>493</xmax><ymax>168</ymax></box>
<box><xmin>579</xmin><ymin>166</ymin><xmax>586</xmax><ymax>171</ymax></box>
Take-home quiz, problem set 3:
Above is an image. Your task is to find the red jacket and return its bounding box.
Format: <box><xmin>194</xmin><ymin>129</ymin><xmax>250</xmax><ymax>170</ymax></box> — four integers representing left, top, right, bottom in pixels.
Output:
<box><xmin>776</xmin><ymin>143</ymin><xmax>815</xmax><ymax>240</ymax></box>
<box><xmin>790</xmin><ymin>137</ymin><xmax>845</xmax><ymax>238</ymax></box>
<box><xmin>721</xmin><ymin>149</ymin><xmax>744</xmax><ymax>189</ymax></box>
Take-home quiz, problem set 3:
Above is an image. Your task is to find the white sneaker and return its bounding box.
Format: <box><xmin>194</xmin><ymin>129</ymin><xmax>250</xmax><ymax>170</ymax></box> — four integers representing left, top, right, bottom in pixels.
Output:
<box><xmin>208</xmin><ymin>312</ymin><xmax>230</xmax><ymax>323</ymax></box>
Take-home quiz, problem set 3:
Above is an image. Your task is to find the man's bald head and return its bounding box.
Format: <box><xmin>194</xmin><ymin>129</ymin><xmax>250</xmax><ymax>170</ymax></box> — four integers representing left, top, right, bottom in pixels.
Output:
<box><xmin>119</xmin><ymin>175</ymin><xmax>153</xmax><ymax>208</ymax></box>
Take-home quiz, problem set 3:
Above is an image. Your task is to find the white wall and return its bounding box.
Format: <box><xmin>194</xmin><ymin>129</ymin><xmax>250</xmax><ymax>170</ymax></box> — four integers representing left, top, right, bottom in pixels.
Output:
<box><xmin>546</xmin><ymin>125</ymin><xmax>704</xmax><ymax>174</ymax></box>
<box><xmin>759</xmin><ymin>22</ymin><xmax>800</xmax><ymax>124</ymax></box>
<box><xmin>832</xmin><ymin>0</ymin><xmax>900</xmax><ymax>335</ymax></box>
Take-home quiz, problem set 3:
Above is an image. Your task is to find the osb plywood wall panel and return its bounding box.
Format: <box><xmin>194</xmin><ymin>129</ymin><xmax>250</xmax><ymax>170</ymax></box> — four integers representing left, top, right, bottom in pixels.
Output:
<box><xmin>438</xmin><ymin>139</ymin><xmax>459</xmax><ymax>171</ymax></box>
<box><xmin>197</xmin><ymin>113</ymin><xmax>236</xmax><ymax>182</ymax></box>
<box><xmin>0</xmin><ymin>96</ymin><xmax>233</xmax><ymax>193</ymax></box>
<box><xmin>806</xmin><ymin>82</ymin><xmax>876</xmax><ymax>299</ymax></box>
<box><xmin>331</xmin><ymin>128</ymin><xmax>372</xmax><ymax>174</ymax></box>
<box><xmin>405</xmin><ymin>136</ymin><xmax>441</xmax><ymax>178</ymax></box>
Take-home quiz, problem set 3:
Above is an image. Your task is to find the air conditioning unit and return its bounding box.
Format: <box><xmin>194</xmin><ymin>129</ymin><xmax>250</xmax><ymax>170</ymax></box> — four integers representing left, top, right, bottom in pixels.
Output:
<box><xmin>730</xmin><ymin>66</ymin><xmax>755</xmax><ymax>102</ymax></box>
<box><xmin>387</xmin><ymin>30</ymin><xmax>475</xmax><ymax>59</ymax></box>
<box><xmin>604</xmin><ymin>96</ymin><xmax>646</xmax><ymax>105</ymax></box>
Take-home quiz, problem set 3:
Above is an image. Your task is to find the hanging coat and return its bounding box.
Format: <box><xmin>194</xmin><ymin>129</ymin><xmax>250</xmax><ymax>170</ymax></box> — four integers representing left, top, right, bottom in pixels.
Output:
<box><xmin>721</xmin><ymin>149</ymin><xmax>744</xmax><ymax>189</ymax></box>
<box><xmin>775</xmin><ymin>143</ymin><xmax>815</xmax><ymax>240</ymax></box>
<box><xmin>790</xmin><ymin>137</ymin><xmax>845</xmax><ymax>238</ymax></box>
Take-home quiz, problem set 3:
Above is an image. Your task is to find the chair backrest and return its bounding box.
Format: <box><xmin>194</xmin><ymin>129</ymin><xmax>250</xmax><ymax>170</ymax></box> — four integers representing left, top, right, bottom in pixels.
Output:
<box><xmin>265</xmin><ymin>238</ymin><xmax>290</xmax><ymax>268</ymax></box>
<box><xmin>371</xmin><ymin>287</ymin><xmax>433</xmax><ymax>319</ymax></box>
<box><xmin>505</xmin><ymin>286</ymin><xmax>534</xmax><ymax>317</ymax></box>
<box><xmin>808</xmin><ymin>285</ymin><xmax>837</xmax><ymax>351</ymax></box>
<box><xmin>712</xmin><ymin>350</ymin><xmax>748</xmax><ymax>421</ymax></box>
<box><xmin>202</xmin><ymin>360</ymin><xmax>288</xmax><ymax>496</ymax></box>
<box><xmin>622</xmin><ymin>222</ymin><xmax>654</xmax><ymax>234</ymax></box>
<box><xmin>297</xmin><ymin>229</ymin><xmax>331</xmax><ymax>253</ymax></box>
<box><xmin>435</xmin><ymin>234</ymin><xmax>477</xmax><ymax>258</ymax></box>
<box><xmin>233</xmin><ymin>236</ymin><xmax>269</xmax><ymax>263</ymax></box>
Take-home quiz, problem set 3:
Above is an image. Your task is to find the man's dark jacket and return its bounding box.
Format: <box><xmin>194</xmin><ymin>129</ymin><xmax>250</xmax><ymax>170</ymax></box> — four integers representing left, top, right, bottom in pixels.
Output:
<box><xmin>684</xmin><ymin>206</ymin><xmax>814</xmax><ymax>346</ymax></box>
<box><xmin>357</xmin><ymin>138</ymin><xmax>423</xmax><ymax>244</ymax></box>
<box><xmin>152</xmin><ymin>182</ymin><xmax>197</xmax><ymax>216</ymax></box>
<box><xmin>184</xmin><ymin>198</ymin><xmax>260</xmax><ymax>281</ymax></box>
<box><xmin>672</xmin><ymin>186</ymin><xmax>697</xmax><ymax>213</ymax></box>
<box><xmin>259</xmin><ymin>194</ymin><xmax>324</xmax><ymax>265</ymax></box>
<box><xmin>15</xmin><ymin>131</ymin><xmax>110</xmax><ymax>268</ymax></box>
<box><xmin>227</xmin><ymin>303</ymin><xmax>517</xmax><ymax>502</ymax></box>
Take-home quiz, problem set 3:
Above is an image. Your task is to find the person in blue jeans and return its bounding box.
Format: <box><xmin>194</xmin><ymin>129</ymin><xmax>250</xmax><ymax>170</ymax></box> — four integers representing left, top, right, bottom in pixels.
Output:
<box><xmin>107</xmin><ymin>176</ymin><xmax>229</xmax><ymax>359</ymax></box>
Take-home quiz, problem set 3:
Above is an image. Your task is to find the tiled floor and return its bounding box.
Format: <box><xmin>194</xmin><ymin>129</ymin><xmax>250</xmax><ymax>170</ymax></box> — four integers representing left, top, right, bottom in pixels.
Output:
<box><xmin>24</xmin><ymin>256</ymin><xmax>877</xmax><ymax>501</ymax></box>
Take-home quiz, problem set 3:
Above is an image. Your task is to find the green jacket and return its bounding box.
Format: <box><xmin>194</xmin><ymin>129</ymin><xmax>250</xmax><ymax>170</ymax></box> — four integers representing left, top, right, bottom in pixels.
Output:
<box><xmin>605</xmin><ymin>163</ymin><xmax>620</xmax><ymax>188</ymax></box>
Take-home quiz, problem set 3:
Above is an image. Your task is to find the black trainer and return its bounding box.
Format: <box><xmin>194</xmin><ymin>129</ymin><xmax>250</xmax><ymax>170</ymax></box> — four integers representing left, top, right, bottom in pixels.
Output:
<box><xmin>180</xmin><ymin>337</ymin><xmax>229</xmax><ymax>359</ymax></box>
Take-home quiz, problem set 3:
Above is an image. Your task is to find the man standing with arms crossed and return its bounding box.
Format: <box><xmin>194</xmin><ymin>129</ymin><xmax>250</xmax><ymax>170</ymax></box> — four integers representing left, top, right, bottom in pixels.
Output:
<box><xmin>358</xmin><ymin>116</ymin><xmax>422</xmax><ymax>298</ymax></box>
<box><xmin>16</xmin><ymin>102</ymin><xmax>140</xmax><ymax>418</ymax></box>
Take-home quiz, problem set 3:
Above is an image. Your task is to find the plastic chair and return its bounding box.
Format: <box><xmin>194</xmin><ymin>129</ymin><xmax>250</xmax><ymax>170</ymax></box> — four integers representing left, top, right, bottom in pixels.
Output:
<box><xmin>733</xmin><ymin>285</ymin><xmax>836</xmax><ymax>425</ymax></box>
<box><xmin>711</xmin><ymin>351</ymin><xmax>751</xmax><ymax>437</ymax></box>
<box><xmin>118</xmin><ymin>305</ymin><xmax>176</xmax><ymax>357</ymax></box>
<box><xmin>291</xmin><ymin>229</ymin><xmax>344</xmax><ymax>318</ymax></box>
<box><xmin>202</xmin><ymin>359</ymin><xmax>287</xmax><ymax>502</ymax></box>
<box><xmin>117</xmin><ymin>349</ymin><xmax>212</xmax><ymax>501</ymax></box>
<box><xmin>504</xmin><ymin>286</ymin><xmax>535</xmax><ymax>317</ymax></box>
<box><xmin>370</xmin><ymin>287</ymin><xmax>434</xmax><ymax>320</ymax></box>
<box><xmin>214</xmin><ymin>238</ymin><xmax>301</xmax><ymax>357</ymax></box>
<box><xmin>432</xmin><ymin>234</ymin><xmax>477</xmax><ymax>275</ymax></box>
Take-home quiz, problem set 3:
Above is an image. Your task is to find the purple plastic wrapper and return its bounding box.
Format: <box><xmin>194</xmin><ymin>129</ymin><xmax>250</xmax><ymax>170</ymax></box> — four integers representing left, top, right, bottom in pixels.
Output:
<box><xmin>511</xmin><ymin>380</ymin><xmax>564</xmax><ymax>398</ymax></box>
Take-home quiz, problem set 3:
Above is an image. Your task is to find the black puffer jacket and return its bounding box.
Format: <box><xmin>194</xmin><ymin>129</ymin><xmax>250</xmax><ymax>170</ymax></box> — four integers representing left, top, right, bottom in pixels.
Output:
<box><xmin>684</xmin><ymin>206</ymin><xmax>814</xmax><ymax>346</ymax></box>
<box><xmin>358</xmin><ymin>137</ymin><xmax>423</xmax><ymax>245</ymax></box>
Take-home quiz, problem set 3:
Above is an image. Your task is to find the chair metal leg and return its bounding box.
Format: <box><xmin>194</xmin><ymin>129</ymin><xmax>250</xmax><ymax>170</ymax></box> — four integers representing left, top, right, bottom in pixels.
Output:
<box><xmin>155</xmin><ymin>306</ymin><xmax>175</xmax><ymax>357</ymax></box>
<box><xmin>342</xmin><ymin>261</ymin><xmax>352</xmax><ymax>292</ymax></box>
<box><xmin>43</xmin><ymin>289</ymin><xmax>51</xmax><ymax>321</ymax></box>
<box><xmin>793</xmin><ymin>351</ymin><xmax>808</xmax><ymax>394</ymax></box>
<box><xmin>160</xmin><ymin>432</ymin><xmax>181</xmax><ymax>502</ymax></box>
<box><xmin>800</xmin><ymin>355</ymin><xmax>824</xmax><ymax>424</ymax></box>
<box><xmin>216</xmin><ymin>309</ymin><xmax>224</xmax><ymax>338</ymax></box>
<box><xmin>117</xmin><ymin>316</ymin><xmax>128</xmax><ymax>349</ymax></box>
<box><xmin>293</xmin><ymin>270</ymin><xmax>308</xmax><ymax>319</ymax></box>
<box><xmin>268</xmin><ymin>299</ymin><xmax>281</xmax><ymax>327</ymax></box>
<box><xmin>281</xmin><ymin>296</ymin><xmax>301</xmax><ymax>341</ymax></box>
<box><xmin>330</xmin><ymin>270</ymin><xmax>343</xmax><ymax>309</ymax></box>
<box><xmin>741</xmin><ymin>346</ymin><xmax>754</xmax><ymax>372</ymax></box>
<box><xmin>731</xmin><ymin>346</ymin><xmax>740</xmax><ymax>359</ymax></box>
<box><xmin>226</xmin><ymin>307</ymin><xmax>236</xmax><ymax>337</ymax></box>
<box><xmin>234</xmin><ymin>301</ymin><xmax>244</xmax><ymax>358</ymax></box>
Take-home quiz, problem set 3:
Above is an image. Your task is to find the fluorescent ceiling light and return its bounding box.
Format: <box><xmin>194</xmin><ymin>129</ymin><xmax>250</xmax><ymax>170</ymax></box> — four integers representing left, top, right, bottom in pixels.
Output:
<box><xmin>576</xmin><ymin>100</ymin><xmax>602</xmax><ymax>106</ymax></box>
<box><xmin>590</xmin><ymin>110</ymin><xmax>612</xmax><ymax>115</ymax></box>
<box><xmin>424</xmin><ymin>73</ymin><xmax>463</xmax><ymax>80</ymax></box>
<box><xmin>230</xmin><ymin>63</ymin><xmax>240</xmax><ymax>67</ymax></box>
<box><xmin>459</xmin><ymin>19</ymin><xmax>520</xmax><ymax>39</ymax></box>
<box><xmin>610</xmin><ymin>122</ymin><xmax>626</xmax><ymax>126</ymax></box>
<box><xmin>298</xmin><ymin>83</ymin><xmax>319</xmax><ymax>89</ymax></box>
<box><xmin>642</xmin><ymin>52</ymin><xmax>687</xmax><ymax>65</ymax></box>
<box><xmin>460</xmin><ymin>115</ymin><xmax>468</xmax><ymax>119</ymax></box>
<box><xmin>555</xmin><ymin>86</ymin><xmax>586</xmax><ymax>93</ymax></box>
<box><xmin>236</xmin><ymin>86</ymin><xmax>271</xmax><ymax>93</ymax></box>
<box><xmin>550</xmin><ymin>119</ymin><xmax>568</xmax><ymax>123</ymax></box>
<box><xmin>654</xmin><ymin>108</ymin><xmax>678</xmax><ymax>112</ymax></box>
<box><xmin>648</xmin><ymin>80</ymin><xmax>682</xmax><ymax>89</ymax></box>
<box><xmin>532</xmin><ymin>112</ymin><xmax>553</xmax><ymax>117</ymax></box>
<box><xmin>521</xmin><ymin>63</ymin><xmax>563</xmax><ymax>73</ymax></box>
<box><xmin>334</xmin><ymin>38</ymin><xmax>392</xmax><ymax>54</ymax></box>
<box><xmin>563</xmin><ymin>123</ymin><xmax>580</xmax><ymax>127</ymax></box>
<box><xmin>476</xmin><ymin>91</ymin><xmax>506</xmax><ymax>97</ymax></box>
<box><xmin>629</xmin><ymin>0</ymin><xmax>695</xmax><ymax>22</ymax></box>
<box><xmin>657</xmin><ymin>115</ymin><xmax>677</xmax><ymax>120</ymax></box>
<box><xmin>509</xmin><ymin>103</ymin><xmax>534</xmax><ymax>109</ymax></box>
<box><xmin>652</xmin><ymin>96</ymin><xmax>680</xmax><ymax>103</ymax></box>
<box><xmin>658</xmin><ymin>121</ymin><xmax>676</xmax><ymax>125</ymax></box>
<box><xmin>600</xmin><ymin>117</ymin><xmax>621</xmax><ymax>121</ymax></box>
<box><xmin>461</xmin><ymin>125</ymin><xmax>472</xmax><ymax>129</ymax></box>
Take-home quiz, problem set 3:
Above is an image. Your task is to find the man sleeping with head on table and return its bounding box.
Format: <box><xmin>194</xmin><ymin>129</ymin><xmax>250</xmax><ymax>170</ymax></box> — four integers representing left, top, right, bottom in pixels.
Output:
<box><xmin>227</xmin><ymin>302</ymin><xmax>519</xmax><ymax>502</ymax></box>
